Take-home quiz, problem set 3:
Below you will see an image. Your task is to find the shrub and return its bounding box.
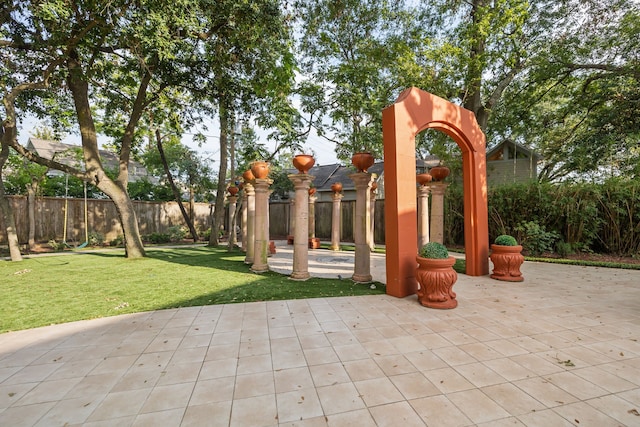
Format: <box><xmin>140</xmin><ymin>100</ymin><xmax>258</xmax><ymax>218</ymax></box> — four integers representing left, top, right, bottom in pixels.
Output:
<box><xmin>167</xmin><ymin>226</ymin><xmax>187</xmax><ymax>242</ymax></box>
<box><xmin>494</xmin><ymin>235</ymin><xmax>518</xmax><ymax>246</ymax></box>
<box><xmin>515</xmin><ymin>221</ymin><xmax>560</xmax><ymax>255</ymax></box>
<box><xmin>48</xmin><ymin>240</ymin><xmax>66</xmax><ymax>251</ymax></box>
<box><xmin>555</xmin><ymin>241</ymin><xmax>574</xmax><ymax>258</ymax></box>
<box><xmin>88</xmin><ymin>232</ymin><xmax>105</xmax><ymax>247</ymax></box>
<box><xmin>110</xmin><ymin>235</ymin><xmax>124</xmax><ymax>247</ymax></box>
<box><xmin>419</xmin><ymin>242</ymin><xmax>449</xmax><ymax>259</ymax></box>
<box><xmin>146</xmin><ymin>233</ymin><xmax>171</xmax><ymax>244</ymax></box>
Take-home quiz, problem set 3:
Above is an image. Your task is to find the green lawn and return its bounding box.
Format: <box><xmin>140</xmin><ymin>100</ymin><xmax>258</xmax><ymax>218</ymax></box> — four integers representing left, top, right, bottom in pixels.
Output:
<box><xmin>0</xmin><ymin>247</ymin><xmax>385</xmax><ymax>333</ymax></box>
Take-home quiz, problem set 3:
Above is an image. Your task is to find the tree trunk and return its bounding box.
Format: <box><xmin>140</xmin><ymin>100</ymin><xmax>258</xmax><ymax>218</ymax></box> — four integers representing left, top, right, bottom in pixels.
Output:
<box><xmin>463</xmin><ymin>0</ymin><xmax>489</xmax><ymax>132</ymax></box>
<box><xmin>209</xmin><ymin>100</ymin><xmax>230</xmax><ymax>247</ymax></box>
<box><xmin>66</xmin><ymin>52</ymin><xmax>145</xmax><ymax>257</ymax></box>
<box><xmin>0</xmin><ymin>143</ymin><xmax>23</xmax><ymax>261</ymax></box>
<box><xmin>27</xmin><ymin>183</ymin><xmax>37</xmax><ymax>250</ymax></box>
<box><xmin>155</xmin><ymin>129</ymin><xmax>199</xmax><ymax>241</ymax></box>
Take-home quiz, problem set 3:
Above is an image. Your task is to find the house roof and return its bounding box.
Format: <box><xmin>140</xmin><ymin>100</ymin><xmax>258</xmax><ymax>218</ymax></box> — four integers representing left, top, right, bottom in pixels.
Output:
<box><xmin>308</xmin><ymin>157</ymin><xmax>439</xmax><ymax>193</ymax></box>
<box><xmin>487</xmin><ymin>139</ymin><xmax>543</xmax><ymax>162</ymax></box>
<box><xmin>27</xmin><ymin>138</ymin><xmax>152</xmax><ymax>182</ymax></box>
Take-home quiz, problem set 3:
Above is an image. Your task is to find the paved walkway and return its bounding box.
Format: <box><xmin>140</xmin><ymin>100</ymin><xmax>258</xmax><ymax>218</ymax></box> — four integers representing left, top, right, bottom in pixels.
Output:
<box><xmin>1</xmin><ymin>244</ymin><xmax>639</xmax><ymax>426</ymax></box>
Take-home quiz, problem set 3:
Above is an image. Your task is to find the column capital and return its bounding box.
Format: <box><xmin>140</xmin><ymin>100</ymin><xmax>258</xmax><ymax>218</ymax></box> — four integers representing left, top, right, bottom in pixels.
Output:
<box><xmin>227</xmin><ymin>195</ymin><xmax>238</xmax><ymax>204</ymax></box>
<box><xmin>253</xmin><ymin>178</ymin><xmax>273</xmax><ymax>189</ymax></box>
<box><xmin>289</xmin><ymin>173</ymin><xmax>315</xmax><ymax>189</ymax></box>
<box><xmin>332</xmin><ymin>192</ymin><xmax>344</xmax><ymax>201</ymax></box>
<box><xmin>243</xmin><ymin>182</ymin><xmax>255</xmax><ymax>195</ymax></box>
<box><xmin>417</xmin><ymin>185</ymin><xmax>431</xmax><ymax>197</ymax></box>
<box><xmin>349</xmin><ymin>172</ymin><xmax>374</xmax><ymax>189</ymax></box>
<box><xmin>309</xmin><ymin>195</ymin><xmax>317</xmax><ymax>204</ymax></box>
<box><xmin>428</xmin><ymin>182</ymin><xmax>449</xmax><ymax>195</ymax></box>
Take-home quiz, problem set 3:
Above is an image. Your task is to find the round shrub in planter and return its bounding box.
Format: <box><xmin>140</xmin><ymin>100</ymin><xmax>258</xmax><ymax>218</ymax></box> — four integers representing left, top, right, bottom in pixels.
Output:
<box><xmin>416</xmin><ymin>242</ymin><xmax>458</xmax><ymax>309</ymax></box>
<box><xmin>490</xmin><ymin>235</ymin><xmax>524</xmax><ymax>282</ymax></box>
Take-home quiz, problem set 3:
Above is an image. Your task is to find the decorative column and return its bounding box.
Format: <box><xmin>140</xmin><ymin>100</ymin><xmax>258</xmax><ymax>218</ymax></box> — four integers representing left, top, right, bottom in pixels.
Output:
<box><xmin>429</xmin><ymin>183</ymin><xmax>448</xmax><ymax>244</ymax></box>
<box><xmin>289</xmin><ymin>173</ymin><xmax>315</xmax><ymax>280</ymax></box>
<box><xmin>244</xmin><ymin>182</ymin><xmax>255</xmax><ymax>264</ymax></box>
<box><xmin>241</xmin><ymin>187</ymin><xmax>248</xmax><ymax>252</ymax></box>
<box><xmin>329</xmin><ymin>183</ymin><xmax>343</xmax><ymax>251</ymax></box>
<box><xmin>417</xmin><ymin>185</ymin><xmax>430</xmax><ymax>248</ymax></box>
<box><xmin>287</xmin><ymin>198</ymin><xmax>295</xmax><ymax>245</ymax></box>
<box><xmin>369</xmin><ymin>181</ymin><xmax>377</xmax><ymax>251</ymax></box>
<box><xmin>350</xmin><ymin>172</ymin><xmax>374</xmax><ymax>283</ymax></box>
<box><xmin>429</xmin><ymin>165</ymin><xmax>450</xmax><ymax>245</ymax></box>
<box><xmin>308</xmin><ymin>189</ymin><xmax>320</xmax><ymax>249</ymax></box>
<box><xmin>251</xmin><ymin>178</ymin><xmax>272</xmax><ymax>273</ymax></box>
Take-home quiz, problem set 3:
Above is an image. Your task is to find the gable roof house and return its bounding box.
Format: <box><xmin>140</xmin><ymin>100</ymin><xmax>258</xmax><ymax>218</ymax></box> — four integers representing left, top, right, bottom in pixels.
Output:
<box><xmin>27</xmin><ymin>138</ymin><xmax>154</xmax><ymax>183</ymax></box>
<box><xmin>486</xmin><ymin>139</ymin><xmax>542</xmax><ymax>185</ymax></box>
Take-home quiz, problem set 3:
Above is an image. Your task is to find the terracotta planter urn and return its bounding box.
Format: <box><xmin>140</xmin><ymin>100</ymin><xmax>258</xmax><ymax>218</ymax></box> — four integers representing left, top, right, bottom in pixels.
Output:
<box><xmin>227</xmin><ymin>186</ymin><xmax>239</xmax><ymax>196</ymax></box>
<box><xmin>416</xmin><ymin>173</ymin><xmax>432</xmax><ymax>186</ymax></box>
<box><xmin>243</xmin><ymin>169</ymin><xmax>255</xmax><ymax>182</ymax></box>
<box><xmin>292</xmin><ymin>154</ymin><xmax>315</xmax><ymax>174</ymax></box>
<box><xmin>308</xmin><ymin>187</ymin><xmax>316</xmax><ymax>196</ymax></box>
<box><xmin>250</xmin><ymin>161</ymin><xmax>269</xmax><ymax>179</ymax></box>
<box><xmin>490</xmin><ymin>244</ymin><xmax>525</xmax><ymax>282</ymax></box>
<box><xmin>429</xmin><ymin>165</ymin><xmax>450</xmax><ymax>181</ymax></box>
<box><xmin>415</xmin><ymin>256</ymin><xmax>458</xmax><ymax>309</ymax></box>
<box><xmin>331</xmin><ymin>182</ymin><xmax>343</xmax><ymax>193</ymax></box>
<box><xmin>351</xmin><ymin>152</ymin><xmax>375</xmax><ymax>173</ymax></box>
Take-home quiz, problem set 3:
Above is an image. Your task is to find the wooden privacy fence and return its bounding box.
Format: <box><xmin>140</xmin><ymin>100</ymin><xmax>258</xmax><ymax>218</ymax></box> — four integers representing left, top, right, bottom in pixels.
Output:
<box><xmin>0</xmin><ymin>196</ymin><xmax>212</xmax><ymax>245</ymax></box>
<box><xmin>1</xmin><ymin>196</ymin><xmax>387</xmax><ymax>246</ymax></box>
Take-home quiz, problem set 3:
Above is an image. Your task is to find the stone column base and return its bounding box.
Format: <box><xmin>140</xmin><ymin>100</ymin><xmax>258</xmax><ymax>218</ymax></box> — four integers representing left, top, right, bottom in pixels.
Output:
<box><xmin>289</xmin><ymin>271</ymin><xmax>310</xmax><ymax>281</ymax></box>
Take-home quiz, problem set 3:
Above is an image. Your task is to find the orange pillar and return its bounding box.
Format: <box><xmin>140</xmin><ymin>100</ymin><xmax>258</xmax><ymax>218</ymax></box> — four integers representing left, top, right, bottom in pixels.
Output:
<box><xmin>383</xmin><ymin>87</ymin><xmax>489</xmax><ymax>298</ymax></box>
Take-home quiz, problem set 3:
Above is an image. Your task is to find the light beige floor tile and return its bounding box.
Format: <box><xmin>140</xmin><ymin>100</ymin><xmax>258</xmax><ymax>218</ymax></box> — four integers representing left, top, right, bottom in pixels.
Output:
<box><xmin>354</xmin><ymin>377</ymin><xmax>404</xmax><ymax>407</ymax></box>
<box><xmin>269</xmin><ymin>326</ymin><xmax>297</xmax><ymax>339</ymax></box>
<box><xmin>440</xmin><ymin>330</ymin><xmax>478</xmax><ymax>346</ymax></box>
<box><xmin>156</xmin><ymin>362</ymin><xmax>201</xmax><ymax>386</ymax></box>
<box><xmin>204</xmin><ymin>344</ymin><xmax>239</xmax><ymax>361</ymax></box>
<box><xmin>229</xmin><ymin>394</ymin><xmax>277</xmax><ymax>427</ymax></box>
<box><xmin>545</xmin><ymin>371</ymin><xmax>608</xmax><ymax>400</ymax></box>
<box><xmin>485</xmin><ymin>339</ymin><xmax>530</xmax><ymax>357</ymax></box>
<box><xmin>389</xmin><ymin>373</ymin><xmax>440</xmax><ymax>400</ymax></box>
<box><xmin>482</xmin><ymin>358</ymin><xmax>536</xmax><ymax>382</ymax></box>
<box><xmin>189</xmin><ymin>377</ymin><xmax>235</xmax><ymax>405</ymax></box>
<box><xmin>0</xmin><ymin>383</ymin><xmax>37</xmax><ymax>409</ymax></box>
<box><xmin>586</xmin><ymin>394</ymin><xmax>640</xmax><ymax>426</ymax></box>
<box><xmin>272</xmin><ymin>350</ymin><xmax>307</xmax><ymax>370</ymax></box>
<box><xmin>369</xmin><ymin>401</ymin><xmax>425</xmax><ymax>426</ymax></box>
<box><xmin>235</xmin><ymin>354</ymin><xmax>270</xmax><ymax>375</ymax></box>
<box><xmin>169</xmin><ymin>347</ymin><xmax>207</xmax><ymax>365</ymax></box>
<box><xmin>239</xmin><ymin>339</ymin><xmax>271</xmax><ymax>357</ymax></box>
<box><xmin>509</xmin><ymin>353</ymin><xmax>565</xmax><ymax>376</ymax></box>
<box><xmin>342</xmin><ymin>359</ymin><xmax>386</xmax><ymax>381</ymax></box>
<box><xmin>275</xmin><ymin>367</ymin><xmax>315</xmax><ymax>393</ymax></box>
<box><xmin>182</xmin><ymin>401</ymin><xmax>231</xmax><ymax>427</ymax></box>
<box><xmin>33</xmin><ymin>394</ymin><xmax>106</xmax><ymax>426</ymax></box>
<box><xmin>333</xmin><ymin>343</ymin><xmax>369</xmax><ymax>362</ymax></box>
<box><xmin>131</xmin><ymin>407</ymin><xmax>184</xmax><ymax>427</ymax></box>
<box><xmin>432</xmin><ymin>346</ymin><xmax>478</xmax><ymax>366</ymax></box>
<box><xmin>271</xmin><ymin>337</ymin><xmax>303</xmax><ymax>353</ymax></box>
<box><xmin>422</xmin><ymin>367</ymin><xmax>474</xmax><ymax>394</ymax></box>
<box><xmin>234</xmin><ymin>371</ymin><xmax>275</xmax><ymax>398</ymax></box>
<box><xmin>15</xmin><ymin>377</ymin><xmax>82</xmax><ymax>405</ymax></box>
<box><xmin>2</xmin><ymin>363</ymin><xmax>61</xmax><ymax>385</ymax></box>
<box><xmin>87</xmin><ymin>388</ymin><xmax>153</xmax><ymax>422</ymax></box>
<box><xmin>134</xmin><ymin>351</ymin><xmax>174</xmax><ymax>371</ymax></box>
<box><xmin>140</xmin><ymin>382</ymin><xmax>194</xmax><ymax>413</ymax></box>
<box><xmin>64</xmin><ymin>373</ymin><xmax>122</xmax><ymax>399</ymax></box>
<box><xmin>316</xmin><ymin>383</ymin><xmax>365</xmax><ymax>415</ymax></box>
<box><xmin>45</xmin><ymin>358</ymin><xmax>101</xmax><ymax>381</ymax></box>
<box><xmin>374</xmin><ymin>354</ymin><xmax>417</xmax><ymax>376</ymax></box>
<box><xmin>351</xmin><ymin>328</ymin><xmax>385</xmax><ymax>343</ymax></box>
<box><xmin>571</xmin><ymin>366</ymin><xmax>636</xmax><ymax>393</ymax></box>
<box><xmin>447</xmin><ymin>388</ymin><xmax>511</xmax><ymax>424</ymax></box>
<box><xmin>516</xmin><ymin>408</ymin><xmax>575</xmax><ymax>426</ymax></box>
<box><xmin>482</xmin><ymin>383</ymin><xmax>546</xmax><ymax>416</ymax></box>
<box><xmin>553</xmin><ymin>401</ymin><xmax>622</xmax><ymax>426</ymax></box>
<box><xmin>298</xmin><ymin>334</ymin><xmax>331</xmax><ymax>350</ymax></box>
<box><xmin>513</xmin><ymin>377</ymin><xmax>579</xmax><ymax>408</ymax></box>
<box><xmin>362</xmin><ymin>339</ymin><xmax>399</xmax><ymax>356</ymax></box>
<box><xmin>279</xmin><ymin>416</ymin><xmax>329</xmax><ymax>427</ymax></box>
<box><xmin>477</xmin><ymin>417</ymin><xmax>526</xmax><ymax>426</ymax></box>
<box><xmin>0</xmin><ymin>401</ymin><xmax>57</xmax><ymax>427</ymax></box>
<box><xmin>326</xmin><ymin>408</ymin><xmax>377</xmax><ymax>426</ymax></box>
<box><xmin>417</xmin><ymin>332</ymin><xmax>459</xmax><ymax>349</ymax></box>
<box><xmin>618</xmin><ymin>387</ymin><xmax>640</xmax><ymax>405</ymax></box>
<box><xmin>276</xmin><ymin>388</ymin><xmax>324</xmax><ymax>423</ymax></box>
<box><xmin>402</xmin><ymin>350</ymin><xmax>448</xmax><ymax>371</ymax></box>
<box><xmin>303</xmin><ymin>347</ymin><xmax>339</xmax><ymax>366</ymax></box>
<box><xmin>454</xmin><ymin>362</ymin><xmax>507</xmax><ymax>388</ymax></box>
<box><xmin>309</xmin><ymin>363</ymin><xmax>351</xmax><ymax>387</ymax></box>
<box><xmin>409</xmin><ymin>395</ymin><xmax>473</xmax><ymax>427</ymax></box>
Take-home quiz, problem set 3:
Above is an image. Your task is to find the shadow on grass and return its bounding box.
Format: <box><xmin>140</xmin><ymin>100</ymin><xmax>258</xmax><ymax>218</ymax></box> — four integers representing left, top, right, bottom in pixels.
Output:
<box><xmin>123</xmin><ymin>246</ymin><xmax>385</xmax><ymax>308</ymax></box>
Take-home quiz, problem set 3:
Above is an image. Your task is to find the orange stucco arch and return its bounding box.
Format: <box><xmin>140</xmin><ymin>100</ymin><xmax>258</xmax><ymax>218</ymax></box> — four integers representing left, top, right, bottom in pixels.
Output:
<box><xmin>382</xmin><ymin>87</ymin><xmax>489</xmax><ymax>298</ymax></box>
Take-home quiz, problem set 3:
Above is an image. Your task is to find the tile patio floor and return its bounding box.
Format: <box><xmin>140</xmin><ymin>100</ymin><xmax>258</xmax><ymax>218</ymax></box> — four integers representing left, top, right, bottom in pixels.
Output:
<box><xmin>1</xmin><ymin>243</ymin><xmax>639</xmax><ymax>426</ymax></box>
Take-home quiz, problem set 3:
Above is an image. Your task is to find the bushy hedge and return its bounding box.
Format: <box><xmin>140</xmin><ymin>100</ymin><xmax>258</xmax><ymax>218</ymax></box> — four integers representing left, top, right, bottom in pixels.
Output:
<box><xmin>444</xmin><ymin>178</ymin><xmax>640</xmax><ymax>256</ymax></box>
